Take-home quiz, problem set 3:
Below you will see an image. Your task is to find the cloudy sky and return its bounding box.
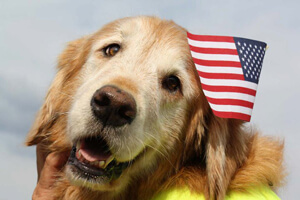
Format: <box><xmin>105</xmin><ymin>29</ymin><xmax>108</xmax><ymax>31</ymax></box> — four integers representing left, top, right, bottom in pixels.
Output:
<box><xmin>0</xmin><ymin>0</ymin><xmax>299</xmax><ymax>199</ymax></box>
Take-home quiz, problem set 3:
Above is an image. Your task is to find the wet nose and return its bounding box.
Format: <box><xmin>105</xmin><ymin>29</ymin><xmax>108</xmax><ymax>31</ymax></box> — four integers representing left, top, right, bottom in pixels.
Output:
<box><xmin>91</xmin><ymin>85</ymin><xmax>137</xmax><ymax>127</ymax></box>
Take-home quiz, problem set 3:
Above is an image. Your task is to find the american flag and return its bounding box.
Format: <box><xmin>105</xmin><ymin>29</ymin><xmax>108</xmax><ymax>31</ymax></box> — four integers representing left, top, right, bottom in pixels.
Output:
<box><xmin>187</xmin><ymin>32</ymin><xmax>267</xmax><ymax>122</ymax></box>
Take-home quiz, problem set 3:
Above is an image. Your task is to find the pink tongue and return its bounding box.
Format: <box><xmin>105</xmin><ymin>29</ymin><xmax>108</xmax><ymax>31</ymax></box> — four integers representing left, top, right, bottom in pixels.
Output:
<box><xmin>80</xmin><ymin>148</ymin><xmax>111</xmax><ymax>162</ymax></box>
<box><xmin>79</xmin><ymin>139</ymin><xmax>112</xmax><ymax>162</ymax></box>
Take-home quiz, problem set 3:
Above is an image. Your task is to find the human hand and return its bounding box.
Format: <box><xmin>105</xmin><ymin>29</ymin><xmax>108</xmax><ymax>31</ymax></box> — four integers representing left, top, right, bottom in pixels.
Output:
<box><xmin>32</xmin><ymin>144</ymin><xmax>69</xmax><ymax>200</ymax></box>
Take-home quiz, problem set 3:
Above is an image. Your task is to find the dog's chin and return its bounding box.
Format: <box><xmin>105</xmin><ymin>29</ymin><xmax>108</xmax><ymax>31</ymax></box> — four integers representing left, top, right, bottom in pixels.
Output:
<box><xmin>65</xmin><ymin>135</ymin><xmax>145</xmax><ymax>191</ymax></box>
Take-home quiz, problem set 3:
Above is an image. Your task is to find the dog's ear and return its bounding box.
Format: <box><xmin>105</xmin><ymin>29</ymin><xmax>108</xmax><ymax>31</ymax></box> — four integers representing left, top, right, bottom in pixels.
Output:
<box><xmin>184</xmin><ymin>89</ymin><xmax>248</xmax><ymax>199</ymax></box>
<box><xmin>183</xmin><ymin>94</ymin><xmax>208</xmax><ymax>162</ymax></box>
<box><xmin>26</xmin><ymin>37</ymin><xmax>90</xmax><ymax>148</ymax></box>
<box><xmin>205</xmin><ymin>117</ymin><xmax>247</xmax><ymax>200</ymax></box>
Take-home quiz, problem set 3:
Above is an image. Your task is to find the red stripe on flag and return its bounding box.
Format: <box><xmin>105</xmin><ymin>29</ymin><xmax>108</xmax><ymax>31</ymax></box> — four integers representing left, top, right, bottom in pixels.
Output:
<box><xmin>193</xmin><ymin>58</ymin><xmax>242</xmax><ymax>67</ymax></box>
<box><xmin>187</xmin><ymin>32</ymin><xmax>235</xmax><ymax>43</ymax></box>
<box><xmin>212</xmin><ymin>110</ymin><xmax>251</xmax><ymax>122</ymax></box>
<box><xmin>205</xmin><ymin>97</ymin><xmax>254</xmax><ymax>108</ymax></box>
<box><xmin>189</xmin><ymin>45</ymin><xmax>238</xmax><ymax>55</ymax></box>
<box><xmin>198</xmin><ymin>71</ymin><xmax>245</xmax><ymax>80</ymax></box>
<box><xmin>201</xmin><ymin>84</ymin><xmax>256</xmax><ymax>96</ymax></box>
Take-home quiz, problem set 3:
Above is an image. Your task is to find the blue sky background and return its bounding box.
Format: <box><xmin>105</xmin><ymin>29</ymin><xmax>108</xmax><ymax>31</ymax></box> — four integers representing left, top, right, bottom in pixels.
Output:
<box><xmin>0</xmin><ymin>0</ymin><xmax>299</xmax><ymax>199</ymax></box>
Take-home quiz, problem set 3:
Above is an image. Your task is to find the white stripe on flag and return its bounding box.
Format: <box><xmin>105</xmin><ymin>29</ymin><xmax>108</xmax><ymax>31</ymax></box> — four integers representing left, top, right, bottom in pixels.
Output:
<box><xmin>191</xmin><ymin>51</ymin><xmax>240</xmax><ymax>62</ymax></box>
<box><xmin>203</xmin><ymin>90</ymin><xmax>255</xmax><ymax>102</ymax></box>
<box><xmin>195</xmin><ymin>64</ymin><xmax>243</xmax><ymax>74</ymax></box>
<box><xmin>200</xmin><ymin>77</ymin><xmax>258</xmax><ymax>90</ymax></box>
<box><xmin>209</xmin><ymin>103</ymin><xmax>253</xmax><ymax>115</ymax></box>
<box><xmin>188</xmin><ymin>38</ymin><xmax>236</xmax><ymax>49</ymax></box>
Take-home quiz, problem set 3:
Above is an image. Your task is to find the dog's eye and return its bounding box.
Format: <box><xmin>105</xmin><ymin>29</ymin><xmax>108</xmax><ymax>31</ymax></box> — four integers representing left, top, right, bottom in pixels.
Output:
<box><xmin>103</xmin><ymin>44</ymin><xmax>120</xmax><ymax>57</ymax></box>
<box><xmin>163</xmin><ymin>75</ymin><xmax>181</xmax><ymax>92</ymax></box>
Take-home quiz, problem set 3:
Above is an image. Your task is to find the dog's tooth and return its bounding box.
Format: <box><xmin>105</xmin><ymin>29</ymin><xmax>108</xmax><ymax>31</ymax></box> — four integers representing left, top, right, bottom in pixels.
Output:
<box><xmin>76</xmin><ymin>141</ymin><xmax>81</xmax><ymax>150</ymax></box>
<box><xmin>99</xmin><ymin>161</ymin><xmax>105</xmax><ymax>168</ymax></box>
<box><xmin>104</xmin><ymin>156</ymin><xmax>114</xmax><ymax>168</ymax></box>
<box><xmin>77</xmin><ymin>149</ymin><xmax>84</xmax><ymax>162</ymax></box>
<box><xmin>92</xmin><ymin>161</ymin><xmax>99</xmax><ymax>166</ymax></box>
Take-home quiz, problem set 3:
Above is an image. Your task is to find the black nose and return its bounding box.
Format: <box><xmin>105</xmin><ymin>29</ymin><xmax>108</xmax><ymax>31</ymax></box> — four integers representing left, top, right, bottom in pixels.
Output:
<box><xmin>91</xmin><ymin>85</ymin><xmax>137</xmax><ymax>127</ymax></box>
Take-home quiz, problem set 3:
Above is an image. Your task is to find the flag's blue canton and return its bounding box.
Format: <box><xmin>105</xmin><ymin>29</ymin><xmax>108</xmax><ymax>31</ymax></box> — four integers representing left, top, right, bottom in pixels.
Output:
<box><xmin>234</xmin><ymin>37</ymin><xmax>267</xmax><ymax>84</ymax></box>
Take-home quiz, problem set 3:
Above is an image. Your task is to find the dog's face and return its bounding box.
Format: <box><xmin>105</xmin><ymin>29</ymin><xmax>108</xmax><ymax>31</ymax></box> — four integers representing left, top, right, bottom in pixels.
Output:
<box><xmin>64</xmin><ymin>17</ymin><xmax>201</xmax><ymax>191</ymax></box>
<box><xmin>26</xmin><ymin>16</ymin><xmax>207</xmax><ymax>194</ymax></box>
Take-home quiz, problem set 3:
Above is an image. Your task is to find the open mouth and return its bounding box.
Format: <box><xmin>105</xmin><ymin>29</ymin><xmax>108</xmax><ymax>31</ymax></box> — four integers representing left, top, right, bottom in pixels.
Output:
<box><xmin>67</xmin><ymin>136</ymin><xmax>131</xmax><ymax>182</ymax></box>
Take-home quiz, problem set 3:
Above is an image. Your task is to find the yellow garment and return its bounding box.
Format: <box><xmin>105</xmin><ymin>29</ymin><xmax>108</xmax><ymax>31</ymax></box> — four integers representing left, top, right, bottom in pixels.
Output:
<box><xmin>152</xmin><ymin>186</ymin><xmax>280</xmax><ymax>200</ymax></box>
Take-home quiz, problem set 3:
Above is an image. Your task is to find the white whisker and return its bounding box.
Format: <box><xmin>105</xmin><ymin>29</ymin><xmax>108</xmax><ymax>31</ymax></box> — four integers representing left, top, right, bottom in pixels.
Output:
<box><xmin>133</xmin><ymin>135</ymin><xmax>176</xmax><ymax>171</ymax></box>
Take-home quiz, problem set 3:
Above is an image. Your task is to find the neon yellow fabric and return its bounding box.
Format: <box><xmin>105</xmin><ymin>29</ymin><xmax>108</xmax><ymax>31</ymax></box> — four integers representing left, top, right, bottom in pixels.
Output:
<box><xmin>152</xmin><ymin>187</ymin><xmax>205</xmax><ymax>200</ymax></box>
<box><xmin>152</xmin><ymin>186</ymin><xmax>280</xmax><ymax>200</ymax></box>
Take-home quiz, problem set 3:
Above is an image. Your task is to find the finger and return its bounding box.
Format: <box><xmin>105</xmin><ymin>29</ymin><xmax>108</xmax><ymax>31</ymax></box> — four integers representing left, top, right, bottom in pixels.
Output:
<box><xmin>37</xmin><ymin>151</ymin><xmax>69</xmax><ymax>189</ymax></box>
<box><xmin>36</xmin><ymin>144</ymin><xmax>47</xmax><ymax>181</ymax></box>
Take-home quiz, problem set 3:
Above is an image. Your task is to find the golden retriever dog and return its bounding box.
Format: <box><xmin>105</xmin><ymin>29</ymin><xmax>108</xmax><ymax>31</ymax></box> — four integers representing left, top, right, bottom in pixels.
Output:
<box><xmin>26</xmin><ymin>16</ymin><xmax>284</xmax><ymax>200</ymax></box>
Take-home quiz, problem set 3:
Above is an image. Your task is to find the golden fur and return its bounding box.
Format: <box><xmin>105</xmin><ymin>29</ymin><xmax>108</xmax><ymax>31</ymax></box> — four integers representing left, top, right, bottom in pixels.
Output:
<box><xmin>26</xmin><ymin>16</ymin><xmax>285</xmax><ymax>200</ymax></box>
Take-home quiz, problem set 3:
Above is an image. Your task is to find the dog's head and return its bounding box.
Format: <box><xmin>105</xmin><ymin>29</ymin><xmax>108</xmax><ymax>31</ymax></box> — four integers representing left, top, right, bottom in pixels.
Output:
<box><xmin>26</xmin><ymin>16</ymin><xmax>246</xmax><ymax>198</ymax></box>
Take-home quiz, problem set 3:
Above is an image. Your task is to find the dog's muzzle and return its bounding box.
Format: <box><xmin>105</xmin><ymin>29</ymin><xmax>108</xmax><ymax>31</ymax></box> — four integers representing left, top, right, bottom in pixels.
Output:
<box><xmin>66</xmin><ymin>85</ymin><xmax>138</xmax><ymax>183</ymax></box>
